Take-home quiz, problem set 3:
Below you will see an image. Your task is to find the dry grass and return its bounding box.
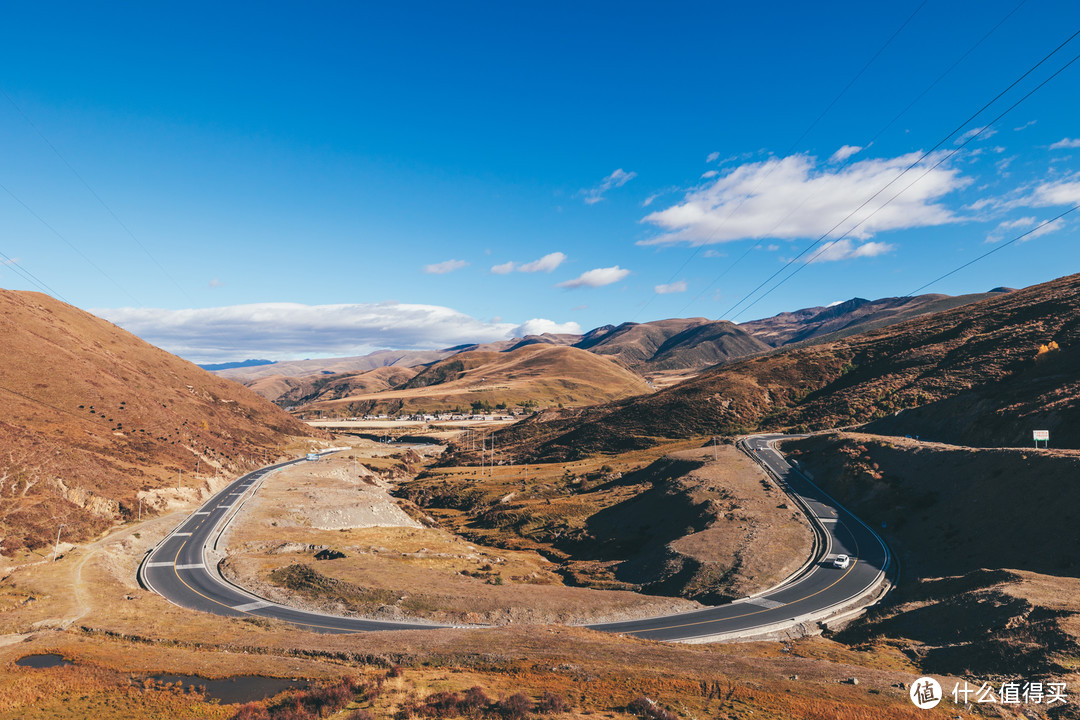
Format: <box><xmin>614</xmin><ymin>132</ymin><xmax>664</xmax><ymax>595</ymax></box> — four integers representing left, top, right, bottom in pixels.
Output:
<box><xmin>220</xmin><ymin>443</ymin><xmax>698</xmax><ymax>624</ymax></box>
<box><xmin>402</xmin><ymin>440</ymin><xmax>812</xmax><ymax>603</ymax></box>
<box><xmin>0</xmin><ymin>432</ymin><xmax>958</xmax><ymax>720</ymax></box>
<box><xmin>303</xmin><ymin>344</ymin><xmax>653</xmax><ymax>417</ymax></box>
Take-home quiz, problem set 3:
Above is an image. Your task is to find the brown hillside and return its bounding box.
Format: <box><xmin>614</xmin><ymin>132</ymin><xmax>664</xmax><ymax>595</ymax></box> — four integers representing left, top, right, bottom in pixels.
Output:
<box><xmin>642</xmin><ymin>319</ymin><xmax>771</xmax><ymax>372</ymax></box>
<box><xmin>216</xmin><ymin>348</ymin><xmax>453</xmax><ymax>383</ymax></box>
<box><xmin>0</xmin><ymin>289</ymin><xmax>323</xmax><ymax>554</ymax></box>
<box><xmin>300</xmin><ymin>344</ymin><xmax>652</xmax><ymax>417</ymax></box>
<box><xmin>740</xmin><ymin>290</ymin><xmax>1011</xmax><ymax>347</ymax></box>
<box><xmin>256</xmin><ymin>365</ymin><xmax>419</xmax><ymax>406</ymax></box>
<box><xmin>785</xmin><ymin>433</ymin><xmax>1080</xmax><ymax>677</ymax></box>
<box><xmin>574</xmin><ymin>317</ymin><xmax>769</xmax><ymax>372</ymax></box>
<box><xmin>499</xmin><ymin>272</ymin><xmax>1080</xmax><ymax>460</ymax></box>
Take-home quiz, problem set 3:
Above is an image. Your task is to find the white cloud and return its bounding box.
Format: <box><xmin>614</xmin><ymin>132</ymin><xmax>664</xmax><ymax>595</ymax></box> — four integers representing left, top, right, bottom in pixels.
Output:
<box><xmin>518</xmin><ymin>251</ymin><xmax>567</xmax><ymax>273</ymax></box>
<box><xmin>491</xmin><ymin>252</ymin><xmax>567</xmax><ymax>275</ymax></box>
<box><xmin>423</xmin><ymin>259</ymin><xmax>469</xmax><ymax>274</ymax></box>
<box><xmin>208</xmin><ymin>278</ymin><xmax>224</xmax><ymax>288</ymax></box>
<box><xmin>1050</xmin><ymin>138</ymin><xmax>1080</xmax><ymax>150</ymax></box>
<box><xmin>557</xmin><ymin>265</ymin><xmax>631</xmax><ymax>289</ymax></box>
<box><xmin>701</xmin><ymin>170</ymin><xmax>718</xmax><ymax>179</ymax></box>
<box><xmin>581</xmin><ymin>168</ymin><xmax>637</xmax><ymax>205</ymax></box>
<box><xmin>706</xmin><ymin>151</ymin><xmax>721</xmax><ymax>163</ymax></box>
<box><xmin>640</xmin><ymin>152</ymin><xmax>967</xmax><ymax>246</ymax></box>
<box><xmin>986</xmin><ymin>216</ymin><xmax>1065</xmax><ymax>243</ymax></box>
<box><xmin>1013</xmin><ymin>120</ymin><xmax>1037</xmax><ymax>131</ymax></box>
<box><xmin>654</xmin><ymin>280</ymin><xmax>688</xmax><ymax>294</ymax></box>
<box><xmin>511</xmin><ymin>318</ymin><xmax>582</xmax><ymax>336</ymax></box>
<box><xmin>955</xmin><ymin>126</ymin><xmax>997</xmax><ymax>144</ymax></box>
<box><xmin>96</xmin><ymin>302</ymin><xmax>581</xmax><ymax>364</ymax></box>
<box><xmin>829</xmin><ymin>145</ymin><xmax>862</xmax><ymax>163</ymax></box>
<box><xmin>1023</xmin><ymin>218</ymin><xmax>1065</xmax><ymax>240</ymax></box>
<box><xmin>809</xmin><ymin>239</ymin><xmax>895</xmax><ymax>263</ymax></box>
<box><xmin>1023</xmin><ymin>177</ymin><xmax>1080</xmax><ymax>207</ymax></box>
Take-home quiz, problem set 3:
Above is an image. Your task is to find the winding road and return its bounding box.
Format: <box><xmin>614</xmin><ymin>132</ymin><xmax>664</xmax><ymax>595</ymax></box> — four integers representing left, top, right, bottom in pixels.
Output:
<box><xmin>139</xmin><ymin>435</ymin><xmax>890</xmax><ymax>641</ymax></box>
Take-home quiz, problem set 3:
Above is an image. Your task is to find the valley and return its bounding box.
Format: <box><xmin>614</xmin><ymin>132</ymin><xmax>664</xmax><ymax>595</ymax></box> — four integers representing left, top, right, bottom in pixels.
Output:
<box><xmin>2</xmin><ymin>275</ymin><xmax>1078</xmax><ymax>719</ymax></box>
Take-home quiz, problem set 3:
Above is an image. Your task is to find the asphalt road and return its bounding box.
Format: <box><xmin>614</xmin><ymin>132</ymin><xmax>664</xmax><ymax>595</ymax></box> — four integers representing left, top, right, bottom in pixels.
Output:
<box><xmin>139</xmin><ymin>452</ymin><xmax>442</xmax><ymax>633</ymax></box>
<box><xmin>587</xmin><ymin>435</ymin><xmax>890</xmax><ymax>641</ymax></box>
<box><xmin>140</xmin><ymin>436</ymin><xmax>889</xmax><ymax>640</ymax></box>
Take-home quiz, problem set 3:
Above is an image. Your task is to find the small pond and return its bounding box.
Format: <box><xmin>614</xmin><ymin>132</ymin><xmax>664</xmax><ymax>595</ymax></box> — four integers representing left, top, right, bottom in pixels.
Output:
<box><xmin>145</xmin><ymin>673</ymin><xmax>311</xmax><ymax>704</ymax></box>
<box><xmin>15</xmin><ymin>654</ymin><xmax>73</xmax><ymax>668</ymax></box>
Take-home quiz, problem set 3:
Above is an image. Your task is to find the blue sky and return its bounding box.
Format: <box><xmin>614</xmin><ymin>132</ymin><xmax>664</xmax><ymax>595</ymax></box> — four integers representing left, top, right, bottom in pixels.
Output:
<box><xmin>2</xmin><ymin>1</ymin><xmax>1079</xmax><ymax>362</ymax></box>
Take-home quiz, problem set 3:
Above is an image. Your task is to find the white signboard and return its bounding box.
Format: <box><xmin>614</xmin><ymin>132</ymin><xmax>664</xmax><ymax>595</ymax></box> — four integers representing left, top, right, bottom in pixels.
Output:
<box><xmin>1033</xmin><ymin>430</ymin><xmax>1050</xmax><ymax>441</ymax></box>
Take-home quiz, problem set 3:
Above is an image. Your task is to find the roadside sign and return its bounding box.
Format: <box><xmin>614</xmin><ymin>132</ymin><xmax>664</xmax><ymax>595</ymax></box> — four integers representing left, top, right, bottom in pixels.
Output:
<box><xmin>1033</xmin><ymin>430</ymin><xmax>1050</xmax><ymax>440</ymax></box>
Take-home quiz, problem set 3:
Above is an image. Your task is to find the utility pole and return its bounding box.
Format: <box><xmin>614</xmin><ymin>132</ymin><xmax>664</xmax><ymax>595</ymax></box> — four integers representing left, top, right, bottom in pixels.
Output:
<box><xmin>53</xmin><ymin>523</ymin><xmax>66</xmax><ymax>562</ymax></box>
<box><xmin>138</xmin><ymin>497</ymin><xmax>143</xmax><ymax>521</ymax></box>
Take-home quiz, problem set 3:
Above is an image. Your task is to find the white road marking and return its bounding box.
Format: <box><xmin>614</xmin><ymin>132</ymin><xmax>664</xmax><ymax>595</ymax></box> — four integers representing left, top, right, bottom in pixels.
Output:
<box><xmin>746</xmin><ymin>598</ymin><xmax>785</xmax><ymax>609</ymax></box>
<box><xmin>174</xmin><ymin>532</ymin><xmax>192</xmax><ymax>536</ymax></box>
<box><xmin>175</xmin><ymin>564</ymin><xmax>203</xmax><ymax>570</ymax></box>
<box><xmin>194</xmin><ymin>511</ymin><xmax>210</xmax><ymax>515</ymax></box>
<box><xmin>233</xmin><ymin>600</ymin><xmax>271</xmax><ymax>612</ymax></box>
<box><xmin>146</xmin><ymin>562</ymin><xmax>173</xmax><ymax>568</ymax></box>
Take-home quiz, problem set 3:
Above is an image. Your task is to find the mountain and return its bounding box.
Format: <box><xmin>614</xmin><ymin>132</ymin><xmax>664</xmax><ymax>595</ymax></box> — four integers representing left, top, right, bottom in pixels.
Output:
<box><xmin>296</xmin><ymin>344</ymin><xmax>653</xmax><ymax>417</ymax></box>
<box><xmin>739</xmin><ymin>289</ymin><xmax>1013</xmax><ymax>348</ymax></box>
<box><xmin>266</xmin><ymin>365</ymin><xmax>420</xmax><ymax>407</ymax></box>
<box><xmin>0</xmin><ymin>289</ymin><xmax>323</xmax><ymax>555</ymax></box>
<box><xmin>214</xmin><ymin>348</ymin><xmax>455</xmax><ymax>383</ymax></box>
<box><xmin>496</xmin><ymin>273</ymin><xmax>1080</xmax><ymax>461</ymax></box>
<box><xmin>196</xmin><ymin>358</ymin><xmax>277</xmax><ymax>371</ymax></box>
<box><xmin>216</xmin><ymin>291</ymin><xmax>1014</xmax><ymax>411</ymax></box>
<box><xmin>573</xmin><ymin>318</ymin><xmax>770</xmax><ymax>372</ymax></box>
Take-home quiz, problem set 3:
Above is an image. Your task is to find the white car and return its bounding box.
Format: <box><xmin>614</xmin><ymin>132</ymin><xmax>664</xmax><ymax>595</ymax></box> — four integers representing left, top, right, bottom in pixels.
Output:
<box><xmin>832</xmin><ymin>554</ymin><xmax>851</xmax><ymax>569</ymax></box>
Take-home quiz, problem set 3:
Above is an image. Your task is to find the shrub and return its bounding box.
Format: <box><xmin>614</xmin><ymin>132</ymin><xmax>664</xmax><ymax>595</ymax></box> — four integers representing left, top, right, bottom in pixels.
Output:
<box><xmin>496</xmin><ymin>692</ymin><xmax>533</xmax><ymax>720</ymax></box>
<box><xmin>461</xmin><ymin>686</ymin><xmax>491</xmax><ymax>716</ymax></box>
<box><xmin>421</xmin><ymin>691</ymin><xmax>462</xmax><ymax>718</ymax></box>
<box><xmin>627</xmin><ymin>696</ymin><xmax>677</xmax><ymax>720</ymax></box>
<box><xmin>537</xmin><ymin>690</ymin><xmax>569</xmax><ymax>714</ymax></box>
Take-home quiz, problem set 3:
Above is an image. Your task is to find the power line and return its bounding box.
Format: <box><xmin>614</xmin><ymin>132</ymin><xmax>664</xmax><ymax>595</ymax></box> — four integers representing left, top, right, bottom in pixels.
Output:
<box><xmin>903</xmin><ymin>205</ymin><xmax>1080</xmax><ymax>297</ymax></box>
<box><xmin>679</xmin><ymin>0</ymin><xmax>1031</xmax><ymax>314</ymax></box>
<box><xmin>0</xmin><ymin>180</ymin><xmax>141</xmax><ymax>304</ymax></box>
<box><xmin>728</xmin><ymin>43</ymin><xmax>1080</xmax><ymax>321</ymax></box>
<box><xmin>719</xmin><ymin>28</ymin><xmax>1080</xmax><ymax>322</ymax></box>
<box><xmin>0</xmin><ymin>87</ymin><xmax>195</xmax><ymax>304</ymax></box>
<box><xmin>633</xmin><ymin>0</ymin><xmax>928</xmax><ymax>321</ymax></box>
<box><xmin>0</xmin><ymin>248</ymin><xmax>68</xmax><ymax>301</ymax></box>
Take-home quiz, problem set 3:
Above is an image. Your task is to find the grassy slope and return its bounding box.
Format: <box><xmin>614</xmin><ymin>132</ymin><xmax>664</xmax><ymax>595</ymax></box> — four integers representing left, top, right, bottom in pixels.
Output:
<box><xmin>786</xmin><ymin>432</ymin><xmax>1080</xmax><ymax>678</ymax></box>
<box><xmin>400</xmin><ymin>442</ymin><xmax>812</xmax><ymax>604</ymax></box>
<box><xmin>0</xmin><ymin>289</ymin><xmax>323</xmax><ymax>553</ymax></box>
<box><xmin>302</xmin><ymin>344</ymin><xmax>654</xmax><ymax>416</ymax></box>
